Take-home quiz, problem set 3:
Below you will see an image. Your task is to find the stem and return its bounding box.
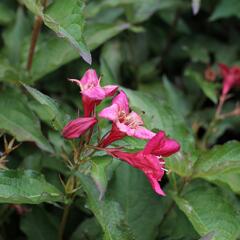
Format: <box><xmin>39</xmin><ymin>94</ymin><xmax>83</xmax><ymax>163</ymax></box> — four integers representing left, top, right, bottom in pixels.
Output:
<box><xmin>201</xmin><ymin>94</ymin><xmax>226</xmax><ymax>148</ymax></box>
<box><xmin>59</xmin><ymin>205</ymin><xmax>70</xmax><ymax>240</ymax></box>
<box><xmin>26</xmin><ymin>0</ymin><xmax>48</xmax><ymax>71</ymax></box>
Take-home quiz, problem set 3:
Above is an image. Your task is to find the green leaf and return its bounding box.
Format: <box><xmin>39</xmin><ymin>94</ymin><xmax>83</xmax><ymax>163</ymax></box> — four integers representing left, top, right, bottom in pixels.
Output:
<box><xmin>210</xmin><ymin>0</ymin><xmax>240</xmax><ymax>21</ymax></box>
<box><xmin>162</xmin><ymin>77</ymin><xmax>190</xmax><ymax>117</ymax></box>
<box><xmin>193</xmin><ymin>141</ymin><xmax>240</xmax><ymax>178</ymax></box>
<box><xmin>0</xmin><ymin>2</ymin><xmax>14</xmax><ymax>25</ymax></box>
<box><xmin>205</xmin><ymin>172</ymin><xmax>240</xmax><ymax>194</ymax></box>
<box><xmin>91</xmin><ymin>156</ymin><xmax>112</xmax><ymax>200</ymax></box>
<box><xmin>76</xmin><ymin>173</ymin><xmax>135</xmax><ymax>240</ymax></box>
<box><xmin>185</xmin><ymin>69</ymin><xmax>218</xmax><ymax>104</ymax></box>
<box><xmin>107</xmin><ymin>163</ymin><xmax>170</xmax><ymax>240</ymax></box>
<box><xmin>21</xmin><ymin>0</ymin><xmax>91</xmax><ymax>64</ymax></box>
<box><xmin>21</xmin><ymin>206</ymin><xmax>59</xmax><ymax>240</ymax></box>
<box><xmin>0</xmin><ymin>169</ymin><xmax>63</xmax><ymax>204</ymax></box>
<box><xmin>173</xmin><ymin>181</ymin><xmax>240</xmax><ymax>240</ymax></box>
<box><xmin>23</xmin><ymin>83</ymin><xmax>66</xmax><ymax>130</ymax></box>
<box><xmin>2</xmin><ymin>7</ymin><xmax>30</xmax><ymax>66</ymax></box>
<box><xmin>27</xmin><ymin>22</ymin><xmax>129</xmax><ymax>82</ymax></box>
<box><xmin>158</xmin><ymin>204</ymin><xmax>199</xmax><ymax>240</ymax></box>
<box><xmin>0</xmin><ymin>89</ymin><xmax>53</xmax><ymax>152</ymax></box>
<box><xmin>127</xmin><ymin>0</ymin><xmax>182</xmax><ymax>23</ymax></box>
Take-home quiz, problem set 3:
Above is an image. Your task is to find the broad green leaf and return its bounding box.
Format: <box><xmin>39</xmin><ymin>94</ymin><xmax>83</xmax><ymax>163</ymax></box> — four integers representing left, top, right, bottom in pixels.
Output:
<box><xmin>2</xmin><ymin>7</ymin><xmax>30</xmax><ymax>66</ymax></box>
<box><xmin>0</xmin><ymin>2</ymin><xmax>14</xmax><ymax>25</ymax></box>
<box><xmin>0</xmin><ymin>169</ymin><xmax>63</xmax><ymax>204</ymax></box>
<box><xmin>21</xmin><ymin>0</ymin><xmax>91</xmax><ymax>64</ymax></box>
<box><xmin>0</xmin><ymin>58</ymin><xmax>19</xmax><ymax>83</ymax></box>
<box><xmin>27</xmin><ymin>22</ymin><xmax>129</xmax><ymax>82</ymax></box>
<box><xmin>205</xmin><ymin>172</ymin><xmax>240</xmax><ymax>195</ymax></box>
<box><xmin>173</xmin><ymin>181</ymin><xmax>240</xmax><ymax>240</ymax></box>
<box><xmin>193</xmin><ymin>141</ymin><xmax>240</xmax><ymax>178</ymax></box>
<box><xmin>185</xmin><ymin>69</ymin><xmax>218</xmax><ymax>104</ymax></box>
<box><xmin>162</xmin><ymin>77</ymin><xmax>190</xmax><ymax>117</ymax></box>
<box><xmin>86</xmin><ymin>22</ymin><xmax>130</xmax><ymax>50</ymax></box>
<box><xmin>158</xmin><ymin>204</ymin><xmax>199</xmax><ymax>240</ymax></box>
<box><xmin>76</xmin><ymin>173</ymin><xmax>135</xmax><ymax>240</ymax></box>
<box><xmin>210</xmin><ymin>0</ymin><xmax>240</xmax><ymax>20</ymax></box>
<box><xmin>23</xmin><ymin>83</ymin><xmax>66</xmax><ymax>130</ymax></box>
<box><xmin>0</xmin><ymin>89</ymin><xmax>53</xmax><ymax>152</ymax></box>
<box><xmin>107</xmin><ymin>163</ymin><xmax>170</xmax><ymax>240</ymax></box>
<box><xmin>91</xmin><ymin>156</ymin><xmax>112</xmax><ymax>200</ymax></box>
<box><xmin>21</xmin><ymin>206</ymin><xmax>59</xmax><ymax>240</ymax></box>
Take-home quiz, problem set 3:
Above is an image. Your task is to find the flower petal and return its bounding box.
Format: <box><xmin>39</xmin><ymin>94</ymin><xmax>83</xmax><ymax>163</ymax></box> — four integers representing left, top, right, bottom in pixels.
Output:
<box><xmin>112</xmin><ymin>90</ymin><xmax>129</xmax><ymax>114</ymax></box>
<box><xmin>62</xmin><ymin>117</ymin><xmax>97</xmax><ymax>139</ymax></box>
<box><xmin>99</xmin><ymin>104</ymin><xmax>119</xmax><ymax>121</ymax></box>
<box><xmin>103</xmin><ymin>85</ymin><xmax>118</xmax><ymax>97</ymax></box>
<box><xmin>82</xmin><ymin>87</ymin><xmax>106</xmax><ymax>100</ymax></box>
<box><xmin>80</xmin><ymin>69</ymin><xmax>99</xmax><ymax>87</ymax></box>
<box><xmin>144</xmin><ymin>131</ymin><xmax>166</xmax><ymax>155</ymax></box>
<box><xmin>134</xmin><ymin>126</ymin><xmax>155</xmax><ymax>139</ymax></box>
<box><xmin>146</xmin><ymin>175</ymin><xmax>165</xmax><ymax>196</ymax></box>
<box><xmin>219</xmin><ymin>63</ymin><xmax>229</xmax><ymax>78</ymax></box>
<box><xmin>144</xmin><ymin>131</ymin><xmax>180</xmax><ymax>157</ymax></box>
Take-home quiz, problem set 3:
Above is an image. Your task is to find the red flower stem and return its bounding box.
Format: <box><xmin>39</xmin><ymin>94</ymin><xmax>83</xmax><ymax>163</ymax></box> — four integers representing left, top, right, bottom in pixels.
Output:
<box><xmin>26</xmin><ymin>0</ymin><xmax>48</xmax><ymax>71</ymax></box>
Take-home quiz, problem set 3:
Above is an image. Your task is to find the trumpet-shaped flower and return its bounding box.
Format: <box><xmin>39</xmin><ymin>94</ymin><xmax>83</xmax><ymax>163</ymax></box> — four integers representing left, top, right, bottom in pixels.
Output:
<box><xmin>99</xmin><ymin>90</ymin><xmax>155</xmax><ymax>147</ymax></box>
<box><xmin>219</xmin><ymin>64</ymin><xmax>240</xmax><ymax>95</ymax></box>
<box><xmin>104</xmin><ymin>131</ymin><xmax>180</xmax><ymax>195</ymax></box>
<box><xmin>70</xmin><ymin>69</ymin><xmax>118</xmax><ymax>116</ymax></box>
<box><xmin>62</xmin><ymin>117</ymin><xmax>97</xmax><ymax>139</ymax></box>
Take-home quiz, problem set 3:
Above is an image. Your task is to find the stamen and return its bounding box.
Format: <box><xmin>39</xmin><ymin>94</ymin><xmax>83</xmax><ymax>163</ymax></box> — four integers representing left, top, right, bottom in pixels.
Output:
<box><xmin>161</xmin><ymin>167</ymin><xmax>169</xmax><ymax>172</ymax></box>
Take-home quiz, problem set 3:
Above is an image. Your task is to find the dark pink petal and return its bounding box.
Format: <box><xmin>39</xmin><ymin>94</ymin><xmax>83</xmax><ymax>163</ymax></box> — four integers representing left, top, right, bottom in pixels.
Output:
<box><xmin>112</xmin><ymin>90</ymin><xmax>129</xmax><ymax>114</ymax></box>
<box><xmin>82</xmin><ymin>86</ymin><xmax>106</xmax><ymax>100</ymax></box>
<box><xmin>144</xmin><ymin>131</ymin><xmax>180</xmax><ymax>157</ymax></box>
<box><xmin>80</xmin><ymin>69</ymin><xmax>99</xmax><ymax>87</ymax></box>
<box><xmin>219</xmin><ymin>63</ymin><xmax>229</xmax><ymax>78</ymax></box>
<box><xmin>103</xmin><ymin>85</ymin><xmax>118</xmax><ymax>97</ymax></box>
<box><xmin>82</xmin><ymin>96</ymin><xmax>100</xmax><ymax>117</ymax></box>
<box><xmin>155</xmin><ymin>139</ymin><xmax>180</xmax><ymax>157</ymax></box>
<box><xmin>146</xmin><ymin>175</ymin><xmax>165</xmax><ymax>196</ymax></box>
<box><xmin>99</xmin><ymin>124</ymin><xmax>126</xmax><ymax>147</ymax></box>
<box><xmin>222</xmin><ymin>75</ymin><xmax>235</xmax><ymax>95</ymax></box>
<box><xmin>62</xmin><ymin>117</ymin><xmax>97</xmax><ymax>139</ymax></box>
<box><xmin>99</xmin><ymin>104</ymin><xmax>119</xmax><ymax>121</ymax></box>
<box><xmin>144</xmin><ymin>131</ymin><xmax>166</xmax><ymax>155</ymax></box>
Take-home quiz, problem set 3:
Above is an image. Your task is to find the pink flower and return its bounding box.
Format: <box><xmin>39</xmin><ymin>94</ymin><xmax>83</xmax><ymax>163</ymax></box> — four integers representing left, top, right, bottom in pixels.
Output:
<box><xmin>99</xmin><ymin>90</ymin><xmax>155</xmax><ymax>147</ymax></box>
<box><xmin>219</xmin><ymin>64</ymin><xmax>240</xmax><ymax>95</ymax></box>
<box><xmin>62</xmin><ymin>117</ymin><xmax>97</xmax><ymax>139</ymax></box>
<box><xmin>70</xmin><ymin>69</ymin><xmax>118</xmax><ymax>117</ymax></box>
<box><xmin>104</xmin><ymin>131</ymin><xmax>180</xmax><ymax>195</ymax></box>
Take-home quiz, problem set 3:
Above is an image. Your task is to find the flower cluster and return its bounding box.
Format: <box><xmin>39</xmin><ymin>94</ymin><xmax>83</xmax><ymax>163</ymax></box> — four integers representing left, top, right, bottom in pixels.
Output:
<box><xmin>62</xmin><ymin>69</ymin><xmax>180</xmax><ymax>196</ymax></box>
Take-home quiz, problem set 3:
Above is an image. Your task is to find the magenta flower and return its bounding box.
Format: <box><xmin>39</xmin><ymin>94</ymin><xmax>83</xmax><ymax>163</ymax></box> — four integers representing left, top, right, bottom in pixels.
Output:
<box><xmin>62</xmin><ymin>117</ymin><xmax>97</xmax><ymax>139</ymax></box>
<box><xmin>70</xmin><ymin>69</ymin><xmax>118</xmax><ymax>117</ymax></box>
<box><xmin>104</xmin><ymin>131</ymin><xmax>180</xmax><ymax>195</ymax></box>
<box><xmin>219</xmin><ymin>64</ymin><xmax>240</xmax><ymax>95</ymax></box>
<box><xmin>99</xmin><ymin>90</ymin><xmax>155</xmax><ymax>147</ymax></box>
